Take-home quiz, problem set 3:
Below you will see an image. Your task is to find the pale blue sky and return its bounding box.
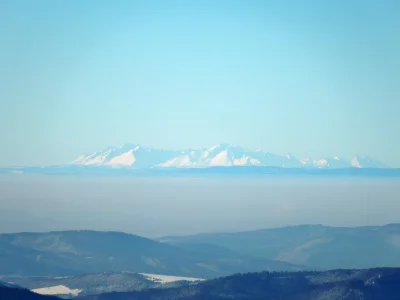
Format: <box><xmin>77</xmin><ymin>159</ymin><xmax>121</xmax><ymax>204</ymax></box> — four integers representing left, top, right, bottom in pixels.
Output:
<box><xmin>1</xmin><ymin>0</ymin><xmax>399</xmax><ymax>167</ymax></box>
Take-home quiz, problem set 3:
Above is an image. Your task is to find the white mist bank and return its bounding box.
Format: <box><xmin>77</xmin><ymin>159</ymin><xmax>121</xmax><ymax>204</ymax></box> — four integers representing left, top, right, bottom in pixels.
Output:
<box><xmin>0</xmin><ymin>175</ymin><xmax>399</xmax><ymax>237</ymax></box>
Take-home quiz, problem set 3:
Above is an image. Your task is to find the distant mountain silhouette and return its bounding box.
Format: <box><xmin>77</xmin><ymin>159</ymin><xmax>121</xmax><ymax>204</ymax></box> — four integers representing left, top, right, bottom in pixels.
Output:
<box><xmin>0</xmin><ymin>230</ymin><xmax>300</xmax><ymax>278</ymax></box>
<box><xmin>160</xmin><ymin>224</ymin><xmax>400</xmax><ymax>270</ymax></box>
<box><xmin>71</xmin><ymin>144</ymin><xmax>388</xmax><ymax>168</ymax></box>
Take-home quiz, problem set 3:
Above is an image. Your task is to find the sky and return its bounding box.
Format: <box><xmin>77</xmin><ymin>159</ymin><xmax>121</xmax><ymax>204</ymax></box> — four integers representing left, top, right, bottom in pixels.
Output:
<box><xmin>1</xmin><ymin>0</ymin><xmax>399</xmax><ymax>167</ymax></box>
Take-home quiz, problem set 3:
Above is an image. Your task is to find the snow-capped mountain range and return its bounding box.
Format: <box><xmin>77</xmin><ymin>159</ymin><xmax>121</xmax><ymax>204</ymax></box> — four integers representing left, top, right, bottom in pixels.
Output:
<box><xmin>71</xmin><ymin>144</ymin><xmax>387</xmax><ymax>169</ymax></box>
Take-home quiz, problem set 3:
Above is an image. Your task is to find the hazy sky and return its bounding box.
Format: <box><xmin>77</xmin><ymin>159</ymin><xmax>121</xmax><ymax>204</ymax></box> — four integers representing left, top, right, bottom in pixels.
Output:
<box><xmin>1</xmin><ymin>0</ymin><xmax>399</xmax><ymax>167</ymax></box>
<box><xmin>1</xmin><ymin>176</ymin><xmax>400</xmax><ymax>237</ymax></box>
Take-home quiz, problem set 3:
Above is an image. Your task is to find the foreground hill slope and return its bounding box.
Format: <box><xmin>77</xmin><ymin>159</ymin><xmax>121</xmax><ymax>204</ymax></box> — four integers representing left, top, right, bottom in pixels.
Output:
<box><xmin>0</xmin><ymin>230</ymin><xmax>299</xmax><ymax>278</ymax></box>
<box><xmin>160</xmin><ymin>224</ymin><xmax>400</xmax><ymax>269</ymax></box>
<box><xmin>2</xmin><ymin>268</ymin><xmax>400</xmax><ymax>300</ymax></box>
<box><xmin>0</xmin><ymin>284</ymin><xmax>59</xmax><ymax>300</ymax></box>
<box><xmin>78</xmin><ymin>268</ymin><xmax>400</xmax><ymax>300</ymax></box>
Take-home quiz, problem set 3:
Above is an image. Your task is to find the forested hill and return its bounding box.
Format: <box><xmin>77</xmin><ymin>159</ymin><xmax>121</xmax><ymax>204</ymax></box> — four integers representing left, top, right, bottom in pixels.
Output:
<box><xmin>78</xmin><ymin>268</ymin><xmax>400</xmax><ymax>300</ymax></box>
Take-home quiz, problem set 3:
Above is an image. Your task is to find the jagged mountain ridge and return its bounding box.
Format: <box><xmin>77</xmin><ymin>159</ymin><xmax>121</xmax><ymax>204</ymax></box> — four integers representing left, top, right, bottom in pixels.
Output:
<box><xmin>72</xmin><ymin>144</ymin><xmax>386</xmax><ymax>169</ymax></box>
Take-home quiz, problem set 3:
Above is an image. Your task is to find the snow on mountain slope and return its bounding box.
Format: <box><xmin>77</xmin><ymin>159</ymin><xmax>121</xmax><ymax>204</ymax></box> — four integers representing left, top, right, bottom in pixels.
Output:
<box><xmin>32</xmin><ymin>285</ymin><xmax>81</xmax><ymax>296</ymax></box>
<box><xmin>301</xmin><ymin>157</ymin><xmax>351</xmax><ymax>169</ymax></box>
<box><xmin>351</xmin><ymin>155</ymin><xmax>387</xmax><ymax>168</ymax></box>
<box><xmin>105</xmin><ymin>150</ymin><xmax>136</xmax><ymax>167</ymax></box>
<box><xmin>139</xmin><ymin>273</ymin><xmax>204</xmax><ymax>283</ymax></box>
<box><xmin>158</xmin><ymin>150</ymin><xmax>205</xmax><ymax>168</ymax></box>
<box><xmin>205</xmin><ymin>144</ymin><xmax>245</xmax><ymax>166</ymax></box>
<box><xmin>72</xmin><ymin>144</ymin><xmax>181</xmax><ymax>168</ymax></box>
<box><xmin>72</xmin><ymin>146</ymin><xmax>115</xmax><ymax>166</ymax></box>
<box><xmin>251</xmin><ymin>150</ymin><xmax>303</xmax><ymax>168</ymax></box>
<box><xmin>72</xmin><ymin>144</ymin><xmax>387</xmax><ymax>169</ymax></box>
<box><xmin>158</xmin><ymin>144</ymin><xmax>298</xmax><ymax>168</ymax></box>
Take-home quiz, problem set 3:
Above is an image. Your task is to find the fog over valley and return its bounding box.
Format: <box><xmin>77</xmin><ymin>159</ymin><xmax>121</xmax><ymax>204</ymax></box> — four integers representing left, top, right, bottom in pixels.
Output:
<box><xmin>1</xmin><ymin>175</ymin><xmax>399</xmax><ymax>237</ymax></box>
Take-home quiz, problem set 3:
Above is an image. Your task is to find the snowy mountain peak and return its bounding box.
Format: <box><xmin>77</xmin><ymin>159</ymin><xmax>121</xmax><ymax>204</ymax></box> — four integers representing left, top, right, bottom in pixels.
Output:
<box><xmin>207</xmin><ymin>144</ymin><xmax>224</xmax><ymax>152</ymax></box>
<box><xmin>71</xmin><ymin>144</ymin><xmax>388</xmax><ymax>169</ymax></box>
<box><xmin>207</xmin><ymin>143</ymin><xmax>237</xmax><ymax>152</ymax></box>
